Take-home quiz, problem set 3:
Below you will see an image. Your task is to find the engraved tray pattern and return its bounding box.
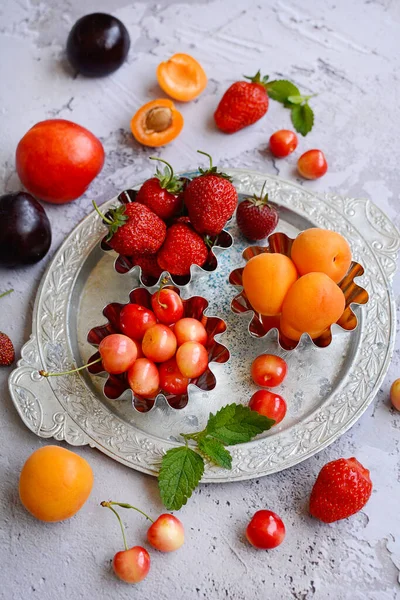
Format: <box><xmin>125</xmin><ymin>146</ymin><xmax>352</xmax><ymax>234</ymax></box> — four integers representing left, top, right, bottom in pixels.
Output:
<box><xmin>8</xmin><ymin>169</ymin><xmax>399</xmax><ymax>482</ymax></box>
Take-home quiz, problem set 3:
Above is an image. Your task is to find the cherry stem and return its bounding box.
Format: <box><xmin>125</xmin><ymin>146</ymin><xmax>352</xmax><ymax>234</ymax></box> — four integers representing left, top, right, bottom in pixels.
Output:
<box><xmin>102</xmin><ymin>501</ymin><xmax>154</xmax><ymax>523</ymax></box>
<box><xmin>0</xmin><ymin>289</ymin><xmax>14</xmax><ymax>299</ymax></box>
<box><xmin>92</xmin><ymin>200</ymin><xmax>113</xmax><ymax>226</ymax></box>
<box><xmin>149</xmin><ymin>156</ymin><xmax>174</xmax><ymax>186</ymax></box>
<box><xmin>39</xmin><ymin>356</ymin><xmax>102</xmax><ymax>378</ymax></box>
<box><xmin>197</xmin><ymin>150</ymin><xmax>213</xmax><ymax>170</ymax></box>
<box><xmin>101</xmin><ymin>503</ymin><xmax>129</xmax><ymax>551</ymax></box>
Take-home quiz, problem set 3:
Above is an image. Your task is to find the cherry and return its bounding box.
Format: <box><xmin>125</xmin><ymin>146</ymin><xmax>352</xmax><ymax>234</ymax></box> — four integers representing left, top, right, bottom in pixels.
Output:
<box><xmin>120</xmin><ymin>304</ymin><xmax>157</xmax><ymax>341</ymax></box>
<box><xmin>142</xmin><ymin>324</ymin><xmax>177</xmax><ymax>362</ymax></box>
<box><xmin>113</xmin><ymin>546</ymin><xmax>150</xmax><ymax>584</ymax></box>
<box><xmin>269</xmin><ymin>130</ymin><xmax>298</xmax><ymax>158</ymax></box>
<box><xmin>99</xmin><ymin>334</ymin><xmax>137</xmax><ymax>374</ymax></box>
<box><xmin>390</xmin><ymin>379</ymin><xmax>400</xmax><ymax>411</ymax></box>
<box><xmin>151</xmin><ymin>288</ymin><xmax>184</xmax><ymax>325</ymax></box>
<box><xmin>176</xmin><ymin>341</ymin><xmax>208</xmax><ymax>378</ymax></box>
<box><xmin>127</xmin><ymin>358</ymin><xmax>159</xmax><ymax>397</ymax></box>
<box><xmin>39</xmin><ymin>333</ymin><xmax>136</xmax><ymax>377</ymax></box>
<box><xmin>102</xmin><ymin>501</ymin><xmax>185</xmax><ymax>555</ymax></box>
<box><xmin>132</xmin><ymin>338</ymin><xmax>144</xmax><ymax>359</ymax></box>
<box><xmin>297</xmin><ymin>149</ymin><xmax>328</xmax><ymax>180</ymax></box>
<box><xmin>174</xmin><ymin>318</ymin><xmax>207</xmax><ymax>347</ymax></box>
<box><xmin>158</xmin><ymin>357</ymin><xmax>189</xmax><ymax>395</ymax></box>
<box><xmin>147</xmin><ymin>514</ymin><xmax>185</xmax><ymax>552</ymax></box>
<box><xmin>101</xmin><ymin>501</ymin><xmax>150</xmax><ymax>584</ymax></box>
<box><xmin>246</xmin><ymin>510</ymin><xmax>286</xmax><ymax>549</ymax></box>
<box><xmin>251</xmin><ymin>354</ymin><xmax>287</xmax><ymax>387</ymax></box>
<box><xmin>249</xmin><ymin>390</ymin><xmax>287</xmax><ymax>425</ymax></box>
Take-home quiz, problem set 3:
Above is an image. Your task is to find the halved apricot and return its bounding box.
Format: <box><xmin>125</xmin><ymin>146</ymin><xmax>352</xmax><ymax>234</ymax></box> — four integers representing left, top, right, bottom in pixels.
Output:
<box><xmin>130</xmin><ymin>98</ymin><xmax>184</xmax><ymax>147</ymax></box>
<box><xmin>157</xmin><ymin>53</ymin><xmax>207</xmax><ymax>102</ymax></box>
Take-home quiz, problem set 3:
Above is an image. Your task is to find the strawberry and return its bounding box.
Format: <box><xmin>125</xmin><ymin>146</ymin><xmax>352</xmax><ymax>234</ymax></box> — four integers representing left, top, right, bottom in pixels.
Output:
<box><xmin>157</xmin><ymin>223</ymin><xmax>208</xmax><ymax>276</ymax></box>
<box><xmin>0</xmin><ymin>331</ymin><xmax>14</xmax><ymax>366</ymax></box>
<box><xmin>309</xmin><ymin>457</ymin><xmax>372</xmax><ymax>523</ymax></box>
<box><xmin>93</xmin><ymin>201</ymin><xmax>166</xmax><ymax>256</ymax></box>
<box><xmin>136</xmin><ymin>158</ymin><xmax>183</xmax><ymax>221</ymax></box>
<box><xmin>184</xmin><ymin>152</ymin><xmax>237</xmax><ymax>236</ymax></box>
<box><xmin>236</xmin><ymin>183</ymin><xmax>278</xmax><ymax>240</ymax></box>
<box><xmin>132</xmin><ymin>253</ymin><xmax>163</xmax><ymax>280</ymax></box>
<box><xmin>214</xmin><ymin>71</ymin><xmax>269</xmax><ymax>133</ymax></box>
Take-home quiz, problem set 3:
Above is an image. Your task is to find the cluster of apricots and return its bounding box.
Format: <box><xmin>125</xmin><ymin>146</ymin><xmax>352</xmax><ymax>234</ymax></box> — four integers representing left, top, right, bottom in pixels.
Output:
<box><xmin>243</xmin><ymin>228</ymin><xmax>352</xmax><ymax>341</ymax></box>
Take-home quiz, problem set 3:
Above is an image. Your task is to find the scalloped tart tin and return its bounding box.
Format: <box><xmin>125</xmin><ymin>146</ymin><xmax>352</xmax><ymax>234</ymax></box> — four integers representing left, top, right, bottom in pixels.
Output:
<box><xmin>229</xmin><ymin>232</ymin><xmax>369</xmax><ymax>351</ymax></box>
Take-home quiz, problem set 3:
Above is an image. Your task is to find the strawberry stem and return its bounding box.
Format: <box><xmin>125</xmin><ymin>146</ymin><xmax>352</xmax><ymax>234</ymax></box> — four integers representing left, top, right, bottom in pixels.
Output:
<box><xmin>149</xmin><ymin>157</ymin><xmax>174</xmax><ymax>187</ymax></box>
<box><xmin>197</xmin><ymin>150</ymin><xmax>213</xmax><ymax>170</ymax></box>
<box><xmin>0</xmin><ymin>289</ymin><xmax>13</xmax><ymax>299</ymax></box>
<box><xmin>101</xmin><ymin>502</ymin><xmax>129</xmax><ymax>551</ymax></box>
<box><xmin>102</xmin><ymin>501</ymin><xmax>154</xmax><ymax>523</ymax></box>
<box><xmin>39</xmin><ymin>356</ymin><xmax>102</xmax><ymax>378</ymax></box>
<box><xmin>92</xmin><ymin>200</ymin><xmax>113</xmax><ymax>226</ymax></box>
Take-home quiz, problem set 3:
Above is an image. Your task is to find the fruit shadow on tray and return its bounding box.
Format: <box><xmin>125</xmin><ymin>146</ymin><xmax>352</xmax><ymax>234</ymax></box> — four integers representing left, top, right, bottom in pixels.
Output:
<box><xmin>87</xmin><ymin>286</ymin><xmax>230</xmax><ymax>412</ymax></box>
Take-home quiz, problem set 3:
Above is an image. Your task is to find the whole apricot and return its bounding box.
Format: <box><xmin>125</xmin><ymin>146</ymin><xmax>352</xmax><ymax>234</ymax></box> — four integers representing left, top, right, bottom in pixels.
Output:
<box><xmin>19</xmin><ymin>445</ymin><xmax>94</xmax><ymax>522</ymax></box>
<box><xmin>291</xmin><ymin>228</ymin><xmax>352</xmax><ymax>283</ymax></box>
<box><xmin>280</xmin><ymin>272</ymin><xmax>345</xmax><ymax>341</ymax></box>
<box><xmin>242</xmin><ymin>253</ymin><xmax>298</xmax><ymax>316</ymax></box>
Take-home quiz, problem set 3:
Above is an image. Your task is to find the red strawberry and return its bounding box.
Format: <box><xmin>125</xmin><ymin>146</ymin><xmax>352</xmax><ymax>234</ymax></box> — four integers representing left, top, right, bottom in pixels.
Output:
<box><xmin>157</xmin><ymin>223</ymin><xmax>208</xmax><ymax>276</ymax></box>
<box><xmin>0</xmin><ymin>331</ymin><xmax>14</xmax><ymax>366</ymax></box>
<box><xmin>136</xmin><ymin>158</ymin><xmax>183</xmax><ymax>221</ymax></box>
<box><xmin>236</xmin><ymin>184</ymin><xmax>278</xmax><ymax>240</ymax></box>
<box><xmin>214</xmin><ymin>71</ymin><xmax>269</xmax><ymax>133</ymax></box>
<box><xmin>94</xmin><ymin>201</ymin><xmax>166</xmax><ymax>256</ymax></box>
<box><xmin>184</xmin><ymin>152</ymin><xmax>237</xmax><ymax>236</ymax></box>
<box><xmin>132</xmin><ymin>253</ymin><xmax>163</xmax><ymax>280</ymax></box>
<box><xmin>309</xmin><ymin>457</ymin><xmax>372</xmax><ymax>523</ymax></box>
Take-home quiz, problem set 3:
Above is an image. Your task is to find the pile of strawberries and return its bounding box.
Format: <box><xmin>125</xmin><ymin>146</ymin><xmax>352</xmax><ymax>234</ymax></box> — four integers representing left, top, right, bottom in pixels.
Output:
<box><xmin>96</xmin><ymin>152</ymin><xmax>237</xmax><ymax>280</ymax></box>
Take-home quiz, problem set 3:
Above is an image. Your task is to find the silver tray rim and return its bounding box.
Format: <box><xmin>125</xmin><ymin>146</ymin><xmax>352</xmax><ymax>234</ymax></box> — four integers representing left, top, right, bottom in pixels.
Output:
<box><xmin>8</xmin><ymin>168</ymin><xmax>399</xmax><ymax>482</ymax></box>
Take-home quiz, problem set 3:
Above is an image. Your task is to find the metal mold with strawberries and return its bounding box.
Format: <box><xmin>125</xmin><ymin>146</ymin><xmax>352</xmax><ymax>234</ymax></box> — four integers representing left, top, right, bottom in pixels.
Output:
<box><xmin>229</xmin><ymin>231</ymin><xmax>369</xmax><ymax>351</ymax></box>
<box><xmin>100</xmin><ymin>186</ymin><xmax>233</xmax><ymax>289</ymax></box>
<box><xmin>86</xmin><ymin>286</ymin><xmax>230</xmax><ymax>412</ymax></box>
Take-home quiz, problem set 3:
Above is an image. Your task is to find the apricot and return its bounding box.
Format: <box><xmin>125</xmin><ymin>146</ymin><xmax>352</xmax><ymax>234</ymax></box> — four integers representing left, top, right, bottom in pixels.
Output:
<box><xmin>291</xmin><ymin>228</ymin><xmax>352</xmax><ymax>283</ymax></box>
<box><xmin>242</xmin><ymin>253</ymin><xmax>298</xmax><ymax>316</ymax></box>
<box><xmin>280</xmin><ymin>272</ymin><xmax>345</xmax><ymax>341</ymax></box>
<box><xmin>157</xmin><ymin>53</ymin><xmax>207</xmax><ymax>102</ymax></box>
<box><xmin>130</xmin><ymin>99</ymin><xmax>183</xmax><ymax>147</ymax></box>
<box><xmin>19</xmin><ymin>445</ymin><xmax>94</xmax><ymax>522</ymax></box>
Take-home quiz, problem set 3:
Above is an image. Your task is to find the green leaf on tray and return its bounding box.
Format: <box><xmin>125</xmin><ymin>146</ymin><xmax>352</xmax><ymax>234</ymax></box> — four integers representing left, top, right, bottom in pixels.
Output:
<box><xmin>266</xmin><ymin>80</ymin><xmax>301</xmax><ymax>104</ymax></box>
<box><xmin>206</xmin><ymin>403</ymin><xmax>275</xmax><ymax>446</ymax></box>
<box><xmin>291</xmin><ymin>103</ymin><xmax>314</xmax><ymax>136</ymax></box>
<box><xmin>197</xmin><ymin>436</ymin><xmax>232</xmax><ymax>469</ymax></box>
<box><xmin>158</xmin><ymin>446</ymin><xmax>204</xmax><ymax>510</ymax></box>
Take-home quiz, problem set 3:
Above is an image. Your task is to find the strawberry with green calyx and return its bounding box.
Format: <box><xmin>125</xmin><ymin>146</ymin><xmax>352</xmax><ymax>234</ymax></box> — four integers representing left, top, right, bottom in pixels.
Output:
<box><xmin>157</xmin><ymin>223</ymin><xmax>208</xmax><ymax>276</ymax></box>
<box><xmin>136</xmin><ymin>157</ymin><xmax>184</xmax><ymax>221</ymax></box>
<box><xmin>236</xmin><ymin>181</ymin><xmax>279</xmax><ymax>241</ymax></box>
<box><xmin>184</xmin><ymin>151</ymin><xmax>238</xmax><ymax>236</ymax></box>
<box><xmin>214</xmin><ymin>71</ymin><xmax>315</xmax><ymax>136</ymax></box>
<box><xmin>0</xmin><ymin>289</ymin><xmax>15</xmax><ymax>367</ymax></box>
<box><xmin>93</xmin><ymin>200</ymin><xmax>166</xmax><ymax>256</ymax></box>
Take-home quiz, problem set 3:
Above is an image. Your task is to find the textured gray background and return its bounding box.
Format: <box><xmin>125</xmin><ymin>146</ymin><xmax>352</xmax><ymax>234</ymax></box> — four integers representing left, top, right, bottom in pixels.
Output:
<box><xmin>0</xmin><ymin>1</ymin><xmax>399</xmax><ymax>599</ymax></box>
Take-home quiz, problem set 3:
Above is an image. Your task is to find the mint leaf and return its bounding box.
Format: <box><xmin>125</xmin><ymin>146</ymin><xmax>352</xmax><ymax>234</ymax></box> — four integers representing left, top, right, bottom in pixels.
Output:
<box><xmin>266</xmin><ymin>80</ymin><xmax>300</xmax><ymax>104</ymax></box>
<box><xmin>198</xmin><ymin>436</ymin><xmax>232</xmax><ymax>469</ymax></box>
<box><xmin>287</xmin><ymin>95</ymin><xmax>305</xmax><ymax>105</ymax></box>
<box><xmin>158</xmin><ymin>446</ymin><xmax>204</xmax><ymax>510</ymax></box>
<box><xmin>206</xmin><ymin>403</ymin><xmax>275</xmax><ymax>445</ymax></box>
<box><xmin>291</xmin><ymin>103</ymin><xmax>314</xmax><ymax>136</ymax></box>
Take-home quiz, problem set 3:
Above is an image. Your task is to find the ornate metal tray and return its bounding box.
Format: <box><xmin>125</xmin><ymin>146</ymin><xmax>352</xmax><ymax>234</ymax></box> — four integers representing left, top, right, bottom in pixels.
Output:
<box><xmin>8</xmin><ymin>169</ymin><xmax>399</xmax><ymax>482</ymax></box>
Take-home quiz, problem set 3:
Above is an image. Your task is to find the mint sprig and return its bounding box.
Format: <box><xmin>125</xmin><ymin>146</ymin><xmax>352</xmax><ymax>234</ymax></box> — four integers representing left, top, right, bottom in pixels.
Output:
<box><xmin>265</xmin><ymin>79</ymin><xmax>316</xmax><ymax>136</ymax></box>
<box><xmin>158</xmin><ymin>404</ymin><xmax>274</xmax><ymax>510</ymax></box>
